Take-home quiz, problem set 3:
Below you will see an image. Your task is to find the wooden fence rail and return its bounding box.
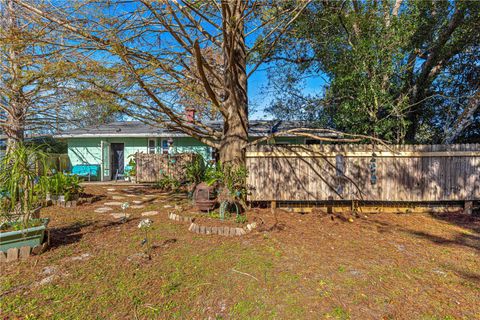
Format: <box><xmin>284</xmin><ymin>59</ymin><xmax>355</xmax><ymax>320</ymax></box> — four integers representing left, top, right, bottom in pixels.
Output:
<box><xmin>135</xmin><ymin>152</ymin><xmax>197</xmax><ymax>183</ymax></box>
<box><xmin>36</xmin><ymin>153</ymin><xmax>70</xmax><ymax>176</ymax></box>
<box><xmin>246</xmin><ymin>144</ymin><xmax>480</xmax><ymax>202</ymax></box>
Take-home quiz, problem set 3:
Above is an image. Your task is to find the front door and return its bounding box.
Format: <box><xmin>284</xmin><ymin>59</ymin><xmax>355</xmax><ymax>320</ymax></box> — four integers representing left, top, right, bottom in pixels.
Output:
<box><xmin>110</xmin><ymin>143</ymin><xmax>125</xmax><ymax>179</ymax></box>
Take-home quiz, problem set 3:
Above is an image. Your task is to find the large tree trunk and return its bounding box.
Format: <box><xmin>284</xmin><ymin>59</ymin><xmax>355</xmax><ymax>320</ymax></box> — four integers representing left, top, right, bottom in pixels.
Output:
<box><xmin>218</xmin><ymin>1</ymin><xmax>248</xmax><ymax>166</ymax></box>
<box><xmin>219</xmin><ymin>105</ymin><xmax>248</xmax><ymax>165</ymax></box>
<box><xmin>5</xmin><ymin>103</ymin><xmax>26</xmax><ymax>152</ymax></box>
<box><xmin>5</xmin><ymin>0</ymin><xmax>25</xmax><ymax>152</ymax></box>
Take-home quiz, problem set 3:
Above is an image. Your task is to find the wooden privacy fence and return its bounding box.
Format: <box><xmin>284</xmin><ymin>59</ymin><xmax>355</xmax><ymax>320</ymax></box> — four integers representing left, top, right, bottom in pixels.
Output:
<box><xmin>36</xmin><ymin>153</ymin><xmax>70</xmax><ymax>175</ymax></box>
<box><xmin>246</xmin><ymin>144</ymin><xmax>480</xmax><ymax>202</ymax></box>
<box><xmin>135</xmin><ymin>152</ymin><xmax>197</xmax><ymax>183</ymax></box>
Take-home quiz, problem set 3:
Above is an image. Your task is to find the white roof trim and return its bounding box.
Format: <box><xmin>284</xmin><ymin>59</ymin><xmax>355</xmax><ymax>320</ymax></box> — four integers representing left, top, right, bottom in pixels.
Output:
<box><xmin>54</xmin><ymin>133</ymin><xmax>189</xmax><ymax>138</ymax></box>
<box><xmin>54</xmin><ymin>133</ymin><xmax>304</xmax><ymax>139</ymax></box>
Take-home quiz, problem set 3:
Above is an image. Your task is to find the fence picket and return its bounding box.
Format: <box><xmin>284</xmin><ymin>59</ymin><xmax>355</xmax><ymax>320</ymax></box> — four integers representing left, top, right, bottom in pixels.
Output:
<box><xmin>246</xmin><ymin>144</ymin><xmax>480</xmax><ymax>202</ymax></box>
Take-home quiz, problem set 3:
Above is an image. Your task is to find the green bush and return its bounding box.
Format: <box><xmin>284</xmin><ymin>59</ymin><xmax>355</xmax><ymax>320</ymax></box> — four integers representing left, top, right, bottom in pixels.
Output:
<box><xmin>0</xmin><ymin>144</ymin><xmax>46</xmax><ymax>222</ymax></box>
<box><xmin>126</xmin><ymin>157</ymin><xmax>136</xmax><ymax>177</ymax></box>
<box><xmin>204</xmin><ymin>162</ymin><xmax>248</xmax><ymax>202</ymax></box>
<box><xmin>37</xmin><ymin>172</ymin><xmax>83</xmax><ymax>201</ymax></box>
<box><xmin>155</xmin><ymin>175</ymin><xmax>181</xmax><ymax>192</ymax></box>
<box><xmin>184</xmin><ymin>154</ymin><xmax>206</xmax><ymax>185</ymax></box>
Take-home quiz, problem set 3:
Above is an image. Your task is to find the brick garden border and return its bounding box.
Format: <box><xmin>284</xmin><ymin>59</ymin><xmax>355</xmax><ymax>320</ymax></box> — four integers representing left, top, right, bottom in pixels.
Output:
<box><xmin>168</xmin><ymin>212</ymin><xmax>193</xmax><ymax>223</ymax></box>
<box><xmin>168</xmin><ymin>212</ymin><xmax>258</xmax><ymax>236</ymax></box>
<box><xmin>47</xmin><ymin>195</ymin><xmax>101</xmax><ymax>208</ymax></box>
<box><xmin>188</xmin><ymin>221</ymin><xmax>257</xmax><ymax>236</ymax></box>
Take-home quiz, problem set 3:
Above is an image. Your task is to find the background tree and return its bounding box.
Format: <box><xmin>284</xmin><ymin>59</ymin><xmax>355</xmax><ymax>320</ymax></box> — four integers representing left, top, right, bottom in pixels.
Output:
<box><xmin>266</xmin><ymin>0</ymin><xmax>479</xmax><ymax>143</ymax></box>
<box><xmin>15</xmin><ymin>0</ymin><xmax>312</xmax><ymax>165</ymax></box>
<box><xmin>0</xmin><ymin>0</ymin><xmax>111</xmax><ymax>150</ymax></box>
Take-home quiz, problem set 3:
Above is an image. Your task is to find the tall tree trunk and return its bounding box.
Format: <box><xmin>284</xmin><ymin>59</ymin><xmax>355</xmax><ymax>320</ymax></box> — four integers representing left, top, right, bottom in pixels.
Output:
<box><xmin>5</xmin><ymin>102</ymin><xmax>26</xmax><ymax>152</ymax></box>
<box><xmin>219</xmin><ymin>1</ymin><xmax>248</xmax><ymax>166</ymax></box>
<box><xmin>5</xmin><ymin>0</ymin><xmax>25</xmax><ymax>152</ymax></box>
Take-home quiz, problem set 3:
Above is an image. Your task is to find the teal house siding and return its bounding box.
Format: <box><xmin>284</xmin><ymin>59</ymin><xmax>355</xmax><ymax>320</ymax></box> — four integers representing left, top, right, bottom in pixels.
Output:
<box><xmin>67</xmin><ymin>137</ymin><xmax>212</xmax><ymax>178</ymax></box>
<box><xmin>68</xmin><ymin>138</ymin><xmax>102</xmax><ymax>166</ymax></box>
<box><xmin>68</xmin><ymin>137</ymin><xmax>150</xmax><ymax>167</ymax></box>
<box><xmin>67</xmin><ymin>136</ymin><xmax>303</xmax><ymax>168</ymax></box>
<box><xmin>58</xmin><ymin>120</ymin><xmax>313</xmax><ymax>181</ymax></box>
<box><xmin>171</xmin><ymin>137</ymin><xmax>211</xmax><ymax>161</ymax></box>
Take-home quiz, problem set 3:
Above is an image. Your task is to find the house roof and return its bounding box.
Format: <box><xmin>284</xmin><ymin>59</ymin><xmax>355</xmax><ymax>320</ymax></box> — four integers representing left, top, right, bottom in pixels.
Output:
<box><xmin>54</xmin><ymin>120</ymin><xmax>328</xmax><ymax>138</ymax></box>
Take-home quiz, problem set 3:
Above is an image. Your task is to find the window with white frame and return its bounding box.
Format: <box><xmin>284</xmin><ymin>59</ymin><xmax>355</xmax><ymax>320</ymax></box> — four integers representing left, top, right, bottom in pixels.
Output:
<box><xmin>148</xmin><ymin>139</ymin><xmax>156</xmax><ymax>154</ymax></box>
<box><xmin>161</xmin><ymin>139</ymin><xmax>169</xmax><ymax>154</ymax></box>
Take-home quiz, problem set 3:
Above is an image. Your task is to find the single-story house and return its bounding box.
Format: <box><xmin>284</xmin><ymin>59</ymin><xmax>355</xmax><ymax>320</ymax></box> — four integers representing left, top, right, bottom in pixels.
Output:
<box><xmin>54</xmin><ymin>120</ymin><xmax>323</xmax><ymax>181</ymax></box>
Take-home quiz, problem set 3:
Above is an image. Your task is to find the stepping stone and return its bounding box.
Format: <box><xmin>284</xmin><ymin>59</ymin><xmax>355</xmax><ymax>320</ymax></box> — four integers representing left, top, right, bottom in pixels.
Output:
<box><xmin>104</xmin><ymin>202</ymin><xmax>124</xmax><ymax>206</ymax></box>
<box><xmin>126</xmin><ymin>194</ymin><xmax>137</xmax><ymax>197</ymax></box>
<box><xmin>141</xmin><ymin>211</ymin><xmax>159</xmax><ymax>217</ymax></box>
<box><xmin>133</xmin><ymin>200</ymin><xmax>143</xmax><ymax>204</ymax></box>
<box><xmin>131</xmin><ymin>205</ymin><xmax>145</xmax><ymax>209</ymax></box>
<box><xmin>107</xmin><ymin>188</ymin><xmax>116</xmax><ymax>191</ymax></box>
<box><xmin>95</xmin><ymin>207</ymin><xmax>113</xmax><ymax>213</ymax></box>
<box><xmin>111</xmin><ymin>213</ymin><xmax>130</xmax><ymax>219</ymax></box>
<box><xmin>163</xmin><ymin>205</ymin><xmax>173</xmax><ymax>208</ymax></box>
<box><xmin>69</xmin><ymin>253</ymin><xmax>91</xmax><ymax>261</ymax></box>
<box><xmin>112</xmin><ymin>196</ymin><xmax>126</xmax><ymax>200</ymax></box>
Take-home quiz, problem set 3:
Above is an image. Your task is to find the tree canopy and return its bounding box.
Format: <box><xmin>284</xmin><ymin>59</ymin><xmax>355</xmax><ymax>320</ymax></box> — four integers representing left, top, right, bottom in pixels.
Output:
<box><xmin>2</xmin><ymin>0</ymin><xmax>478</xmax><ymax>153</ymax></box>
<box><xmin>13</xmin><ymin>0</ymin><xmax>312</xmax><ymax>163</ymax></box>
<box><xmin>266</xmin><ymin>0</ymin><xmax>479</xmax><ymax>143</ymax></box>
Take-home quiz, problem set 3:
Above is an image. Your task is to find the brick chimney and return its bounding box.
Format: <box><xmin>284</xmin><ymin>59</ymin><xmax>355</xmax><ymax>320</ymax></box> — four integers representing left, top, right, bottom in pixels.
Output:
<box><xmin>185</xmin><ymin>107</ymin><xmax>196</xmax><ymax>123</ymax></box>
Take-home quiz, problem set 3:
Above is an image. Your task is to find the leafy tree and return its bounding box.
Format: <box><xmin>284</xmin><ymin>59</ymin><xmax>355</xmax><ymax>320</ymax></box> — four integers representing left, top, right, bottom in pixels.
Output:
<box><xmin>266</xmin><ymin>0</ymin><xmax>479</xmax><ymax>143</ymax></box>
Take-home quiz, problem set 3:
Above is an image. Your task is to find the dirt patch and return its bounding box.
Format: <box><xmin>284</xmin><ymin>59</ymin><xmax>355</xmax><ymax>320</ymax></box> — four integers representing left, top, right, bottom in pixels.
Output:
<box><xmin>191</xmin><ymin>212</ymin><xmax>261</xmax><ymax>229</ymax></box>
<box><xmin>1</xmin><ymin>184</ymin><xmax>479</xmax><ymax>319</ymax></box>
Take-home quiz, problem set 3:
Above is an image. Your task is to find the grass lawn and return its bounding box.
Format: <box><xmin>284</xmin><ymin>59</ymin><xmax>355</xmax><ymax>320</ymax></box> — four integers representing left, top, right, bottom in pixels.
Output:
<box><xmin>1</xmin><ymin>185</ymin><xmax>479</xmax><ymax>319</ymax></box>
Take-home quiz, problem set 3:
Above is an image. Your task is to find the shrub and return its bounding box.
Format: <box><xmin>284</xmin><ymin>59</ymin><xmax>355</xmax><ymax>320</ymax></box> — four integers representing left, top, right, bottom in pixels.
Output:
<box><xmin>204</xmin><ymin>162</ymin><xmax>248</xmax><ymax>203</ymax></box>
<box><xmin>37</xmin><ymin>172</ymin><xmax>84</xmax><ymax>201</ymax></box>
<box><xmin>126</xmin><ymin>157</ymin><xmax>136</xmax><ymax>177</ymax></box>
<box><xmin>0</xmin><ymin>144</ymin><xmax>46</xmax><ymax>222</ymax></box>
<box><xmin>184</xmin><ymin>154</ymin><xmax>206</xmax><ymax>185</ymax></box>
<box><xmin>155</xmin><ymin>175</ymin><xmax>181</xmax><ymax>192</ymax></box>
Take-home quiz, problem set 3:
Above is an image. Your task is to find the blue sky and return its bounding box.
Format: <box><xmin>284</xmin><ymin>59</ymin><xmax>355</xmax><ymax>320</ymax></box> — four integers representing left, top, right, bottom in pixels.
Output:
<box><xmin>65</xmin><ymin>1</ymin><xmax>329</xmax><ymax>122</ymax></box>
<box><xmin>248</xmin><ymin>69</ymin><xmax>328</xmax><ymax>120</ymax></box>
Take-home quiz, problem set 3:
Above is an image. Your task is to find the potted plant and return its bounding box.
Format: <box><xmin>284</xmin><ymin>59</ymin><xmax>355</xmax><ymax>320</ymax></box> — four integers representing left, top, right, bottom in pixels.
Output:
<box><xmin>185</xmin><ymin>154</ymin><xmax>206</xmax><ymax>197</ymax></box>
<box><xmin>0</xmin><ymin>144</ymin><xmax>50</xmax><ymax>252</ymax></box>
<box><xmin>126</xmin><ymin>158</ymin><xmax>137</xmax><ymax>183</ymax></box>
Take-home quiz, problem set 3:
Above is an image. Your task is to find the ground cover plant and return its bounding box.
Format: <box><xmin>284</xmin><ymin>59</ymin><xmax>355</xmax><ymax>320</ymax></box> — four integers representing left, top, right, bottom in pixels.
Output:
<box><xmin>1</xmin><ymin>184</ymin><xmax>478</xmax><ymax>319</ymax></box>
<box><xmin>37</xmin><ymin>172</ymin><xmax>84</xmax><ymax>201</ymax></box>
